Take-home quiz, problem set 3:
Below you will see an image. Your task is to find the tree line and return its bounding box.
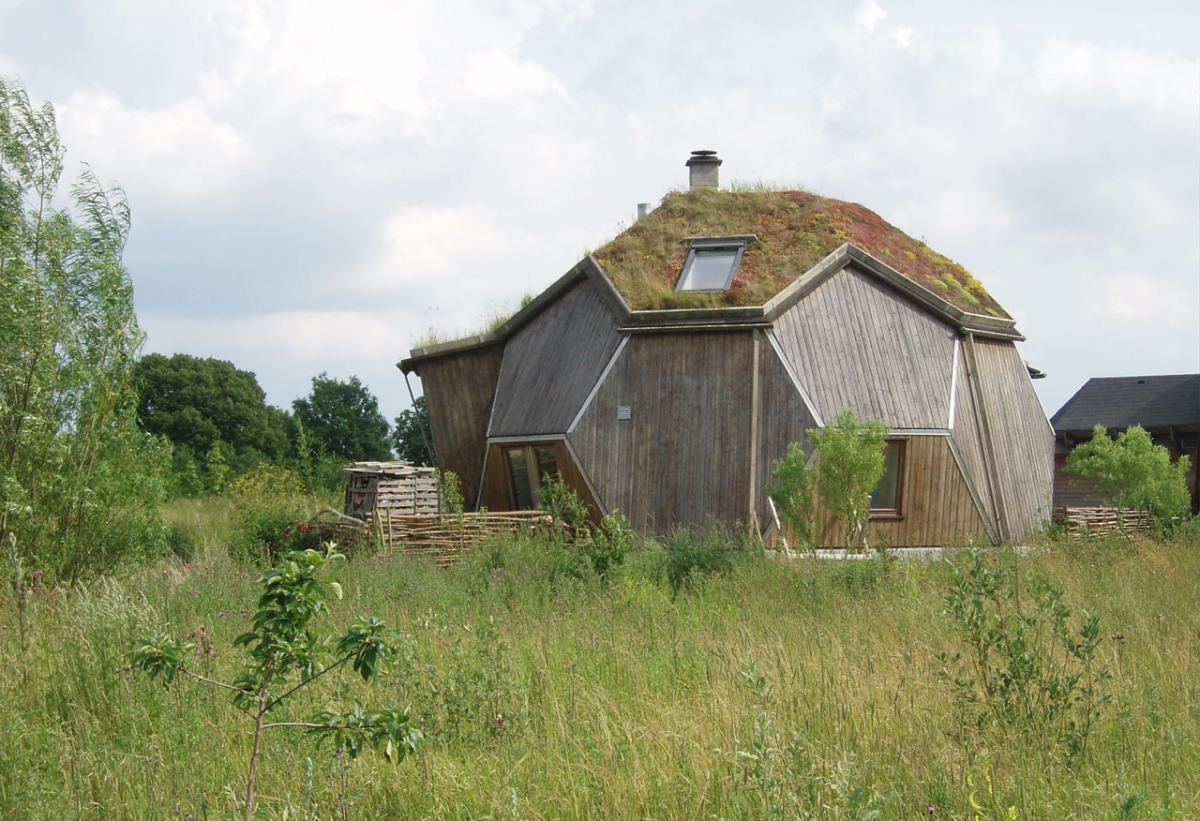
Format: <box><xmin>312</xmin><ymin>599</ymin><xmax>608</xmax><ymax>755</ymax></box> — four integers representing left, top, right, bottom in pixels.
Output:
<box><xmin>0</xmin><ymin>76</ymin><xmax>429</xmax><ymax>582</ymax></box>
<box><xmin>134</xmin><ymin>354</ymin><xmax>433</xmax><ymax>497</ymax></box>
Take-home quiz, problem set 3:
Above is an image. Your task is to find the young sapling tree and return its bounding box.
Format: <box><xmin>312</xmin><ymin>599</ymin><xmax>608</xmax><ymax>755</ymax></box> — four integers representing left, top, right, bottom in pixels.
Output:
<box><xmin>132</xmin><ymin>544</ymin><xmax>420</xmax><ymax>820</ymax></box>
<box><xmin>809</xmin><ymin>410</ymin><xmax>890</xmax><ymax>551</ymax></box>
<box><xmin>765</xmin><ymin>441</ymin><xmax>818</xmax><ymax>552</ymax></box>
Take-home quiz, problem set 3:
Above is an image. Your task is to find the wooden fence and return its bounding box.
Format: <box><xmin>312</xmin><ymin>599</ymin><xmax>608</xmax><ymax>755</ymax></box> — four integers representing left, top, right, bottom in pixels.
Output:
<box><xmin>1055</xmin><ymin>506</ymin><xmax>1155</xmax><ymax>539</ymax></box>
<box><xmin>318</xmin><ymin>509</ymin><xmax>553</xmax><ymax>566</ymax></box>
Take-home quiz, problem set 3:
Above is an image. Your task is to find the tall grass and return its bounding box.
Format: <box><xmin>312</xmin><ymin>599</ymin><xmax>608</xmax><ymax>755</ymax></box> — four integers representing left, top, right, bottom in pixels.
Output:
<box><xmin>1</xmin><ymin>516</ymin><xmax>1198</xmax><ymax>818</ymax></box>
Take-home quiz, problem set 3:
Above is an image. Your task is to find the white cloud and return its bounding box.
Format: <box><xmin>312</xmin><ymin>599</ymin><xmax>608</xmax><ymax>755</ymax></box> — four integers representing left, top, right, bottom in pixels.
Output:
<box><xmin>855</xmin><ymin>0</ymin><xmax>887</xmax><ymax>34</ymax></box>
<box><xmin>1105</xmin><ymin>275</ymin><xmax>1193</xmax><ymax>323</ymax></box>
<box><xmin>467</xmin><ymin>51</ymin><xmax>565</xmax><ymax>100</ymax></box>
<box><xmin>57</xmin><ymin>93</ymin><xmax>247</xmax><ymax>201</ymax></box>
<box><xmin>890</xmin><ymin>26</ymin><xmax>913</xmax><ymax>48</ymax></box>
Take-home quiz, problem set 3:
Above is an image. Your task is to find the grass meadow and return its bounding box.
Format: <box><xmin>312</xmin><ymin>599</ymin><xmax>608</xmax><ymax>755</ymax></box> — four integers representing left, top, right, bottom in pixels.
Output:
<box><xmin>2</xmin><ymin>502</ymin><xmax>1199</xmax><ymax>820</ymax></box>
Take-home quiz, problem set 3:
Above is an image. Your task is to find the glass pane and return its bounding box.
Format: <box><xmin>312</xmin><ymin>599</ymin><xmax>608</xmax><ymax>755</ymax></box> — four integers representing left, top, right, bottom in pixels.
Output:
<box><xmin>506</xmin><ymin>448</ymin><xmax>534</xmax><ymax>510</ymax></box>
<box><xmin>533</xmin><ymin>446</ymin><xmax>558</xmax><ymax>506</ymax></box>
<box><xmin>678</xmin><ymin>248</ymin><xmax>739</xmax><ymax>290</ymax></box>
<box><xmin>870</xmin><ymin>442</ymin><xmax>902</xmax><ymax>510</ymax></box>
<box><xmin>535</xmin><ymin>447</ymin><xmax>558</xmax><ymax>482</ymax></box>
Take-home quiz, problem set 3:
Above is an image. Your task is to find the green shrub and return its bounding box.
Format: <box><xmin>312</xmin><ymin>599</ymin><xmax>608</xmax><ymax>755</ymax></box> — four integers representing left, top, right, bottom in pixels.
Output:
<box><xmin>937</xmin><ymin>550</ymin><xmax>1109</xmax><ymax>757</ymax></box>
<box><xmin>1065</xmin><ymin>425</ymin><xmax>1192</xmax><ymax>530</ymax></box>
<box><xmin>228</xmin><ymin>465</ymin><xmax>311</xmax><ymax>563</ymax></box>
<box><xmin>659</xmin><ymin>525</ymin><xmax>742</xmax><ymax>595</ymax></box>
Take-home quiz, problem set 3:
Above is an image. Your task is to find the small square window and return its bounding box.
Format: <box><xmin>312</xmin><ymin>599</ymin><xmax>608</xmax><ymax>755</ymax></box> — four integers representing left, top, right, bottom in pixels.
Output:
<box><xmin>676</xmin><ymin>240</ymin><xmax>746</xmax><ymax>291</ymax></box>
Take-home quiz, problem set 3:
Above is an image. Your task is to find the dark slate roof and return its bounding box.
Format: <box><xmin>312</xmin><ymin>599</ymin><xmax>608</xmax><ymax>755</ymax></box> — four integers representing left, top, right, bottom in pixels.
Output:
<box><xmin>1051</xmin><ymin>375</ymin><xmax>1200</xmax><ymax>434</ymax></box>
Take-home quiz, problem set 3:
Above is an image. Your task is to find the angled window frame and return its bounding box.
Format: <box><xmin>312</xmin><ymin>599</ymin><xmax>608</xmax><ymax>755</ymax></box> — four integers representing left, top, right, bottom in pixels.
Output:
<box><xmin>503</xmin><ymin>442</ymin><xmax>560</xmax><ymax>511</ymax></box>
<box><xmin>675</xmin><ymin>238</ymin><xmax>748</xmax><ymax>292</ymax></box>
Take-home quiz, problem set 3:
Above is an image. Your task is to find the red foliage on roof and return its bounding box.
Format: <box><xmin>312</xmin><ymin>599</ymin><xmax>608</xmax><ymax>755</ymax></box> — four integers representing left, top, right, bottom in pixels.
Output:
<box><xmin>593</xmin><ymin>188</ymin><xmax>1008</xmax><ymax>317</ymax></box>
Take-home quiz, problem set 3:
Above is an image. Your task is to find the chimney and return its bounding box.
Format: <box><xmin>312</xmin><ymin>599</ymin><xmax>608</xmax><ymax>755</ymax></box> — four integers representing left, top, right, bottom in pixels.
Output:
<box><xmin>686</xmin><ymin>150</ymin><xmax>722</xmax><ymax>190</ymax></box>
<box><xmin>636</xmin><ymin>202</ymin><xmax>651</xmax><ymax>221</ymax></box>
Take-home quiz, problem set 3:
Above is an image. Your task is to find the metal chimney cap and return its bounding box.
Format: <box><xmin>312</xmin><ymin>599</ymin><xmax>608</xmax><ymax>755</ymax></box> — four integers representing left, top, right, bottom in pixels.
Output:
<box><xmin>686</xmin><ymin>150</ymin><xmax>722</xmax><ymax>166</ymax></box>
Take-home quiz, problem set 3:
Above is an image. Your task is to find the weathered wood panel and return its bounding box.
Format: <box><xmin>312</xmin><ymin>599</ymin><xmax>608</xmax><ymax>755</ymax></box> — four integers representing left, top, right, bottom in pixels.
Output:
<box><xmin>415</xmin><ymin>345</ymin><xmax>504</xmax><ymax>509</ymax></box>
<box><xmin>489</xmin><ymin>280</ymin><xmax>621</xmax><ymax>437</ymax></box>
<box><xmin>949</xmin><ymin>345</ymin><xmax>999</xmax><ymax>540</ymax></box>
<box><xmin>477</xmin><ymin>439</ymin><xmax>603</xmax><ymax>525</ymax></box>
<box><xmin>773</xmin><ymin>266</ymin><xmax>957</xmax><ymax>428</ymax></box>
<box><xmin>755</xmin><ymin>341</ymin><xmax>817</xmax><ymax>529</ymax></box>
<box><xmin>811</xmin><ymin>435</ymin><xmax>987</xmax><ymax>547</ymax></box>
<box><xmin>569</xmin><ymin>332</ymin><xmax>754</xmax><ymax>532</ymax></box>
<box><xmin>1053</xmin><ymin>453</ymin><xmax>1105</xmax><ymax>508</ymax></box>
<box><xmin>969</xmin><ymin>338</ymin><xmax>1055</xmax><ymax>541</ymax></box>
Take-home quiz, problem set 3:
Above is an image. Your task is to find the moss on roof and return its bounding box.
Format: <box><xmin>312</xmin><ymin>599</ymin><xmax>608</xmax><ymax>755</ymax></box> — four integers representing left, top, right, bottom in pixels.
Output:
<box><xmin>592</xmin><ymin>188</ymin><xmax>1008</xmax><ymax>317</ymax></box>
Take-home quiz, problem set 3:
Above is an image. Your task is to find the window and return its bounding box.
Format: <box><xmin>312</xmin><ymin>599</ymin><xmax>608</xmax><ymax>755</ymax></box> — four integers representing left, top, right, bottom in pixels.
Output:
<box><xmin>676</xmin><ymin>239</ymin><xmax>747</xmax><ymax>291</ymax></box>
<box><xmin>504</xmin><ymin>444</ymin><xmax>559</xmax><ymax>510</ymax></box>
<box><xmin>869</xmin><ymin>440</ymin><xmax>905</xmax><ymax>515</ymax></box>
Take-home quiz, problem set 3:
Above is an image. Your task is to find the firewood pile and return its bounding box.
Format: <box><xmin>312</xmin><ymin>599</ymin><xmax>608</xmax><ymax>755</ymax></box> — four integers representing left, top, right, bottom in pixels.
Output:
<box><xmin>1056</xmin><ymin>506</ymin><xmax>1154</xmax><ymax>539</ymax></box>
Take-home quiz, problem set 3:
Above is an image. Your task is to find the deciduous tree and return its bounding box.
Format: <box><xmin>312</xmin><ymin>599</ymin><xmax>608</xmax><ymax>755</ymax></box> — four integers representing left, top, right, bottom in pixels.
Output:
<box><xmin>0</xmin><ymin>77</ymin><xmax>167</xmax><ymax>582</ymax></box>
<box><xmin>292</xmin><ymin>374</ymin><xmax>391</xmax><ymax>462</ymax></box>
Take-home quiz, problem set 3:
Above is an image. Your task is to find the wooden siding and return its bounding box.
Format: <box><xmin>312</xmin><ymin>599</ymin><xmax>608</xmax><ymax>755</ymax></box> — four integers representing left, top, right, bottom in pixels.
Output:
<box><xmin>968</xmin><ymin>338</ymin><xmax>1055</xmax><ymax>541</ymax></box>
<box><xmin>416</xmin><ymin>346</ymin><xmax>503</xmax><ymax>509</ymax></box>
<box><xmin>773</xmin><ymin>266</ymin><xmax>957</xmax><ymax>428</ymax></box>
<box><xmin>489</xmin><ymin>280</ymin><xmax>621</xmax><ymax>437</ymax></box>
<box><xmin>1053</xmin><ymin>453</ymin><xmax>1105</xmax><ymax>508</ymax></box>
<box><xmin>755</xmin><ymin>341</ymin><xmax>818</xmax><ymax>529</ymax></box>
<box><xmin>949</xmin><ymin>345</ymin><xmax>1000</xmax><ymax>540</ymax></box>
<box><xmin>813</xmin><ymin>435</ymin><xmax>988</xmax><ymax>547</ymax></box>
<box><xmin>478</xmin><ymin>439</ymin><xmax>602</xmax><ymax>524</ymax></box>
<box><xmin>569</xmin><ymin>332</ymin><xmax>754</xmax><ymax>532</ymax></box>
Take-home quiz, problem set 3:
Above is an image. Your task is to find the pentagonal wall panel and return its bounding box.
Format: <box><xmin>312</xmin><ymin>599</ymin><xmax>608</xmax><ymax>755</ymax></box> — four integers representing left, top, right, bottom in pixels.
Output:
<box><xmin>773</xmin><ymin>266</ymin><xmax>957</xmax><ymax>429</ymax></box>
<box><xmin>569</xmin><ymin>331</ymin><xmax>754</xmax><ymax>532</ymax></box>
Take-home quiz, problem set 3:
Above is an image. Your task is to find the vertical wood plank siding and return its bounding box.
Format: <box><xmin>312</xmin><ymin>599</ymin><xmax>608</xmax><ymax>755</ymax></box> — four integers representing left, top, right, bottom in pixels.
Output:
<box><xmin>773</xmin><ymin>266</ymin><xmax>957</xmax><ymax>428</ymax></box>
<box><xmin>478</xmin><ymin>440</ymin><xmax>602</xmax><ymax>523</ymax></box>
<box><xmin>970</xmin><ymin>339</ymin><xmax>1055</xmax><ymax>540</ymax></box>
<box><xmin>489</xmin><ymin>280</ymin><xmax>621</xmax><ymax>437</ymax></box>
<box><xmin>949</xmin><ymin>350</ymin><xmax>999</xmax><ymax>536</ymax></box>
<box><xmin>569</xmin><ymin>332</ymin><xmax>754</xmax><ymax>532</ymax></box>
<box><xmin>755</xmin><ymin>344</ymin><xmax>817</xmax><ymax>528</ymax></box>
<box><xmin>416</xmin><ymin>346</ymin><xmax>504</xmax><ymax>509</ymax></box>
<box><xmin>812</xmin><ymin>435</ymin><xmax>987</xmax><ymax>547</ymax></box>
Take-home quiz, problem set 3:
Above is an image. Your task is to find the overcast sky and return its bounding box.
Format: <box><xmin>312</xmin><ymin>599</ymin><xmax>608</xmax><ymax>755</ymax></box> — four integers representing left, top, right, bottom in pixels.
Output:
<box><xmin>1</xmin><ymin>0</ymin><xmax>1197</xmax><ymax>422</ymax></box>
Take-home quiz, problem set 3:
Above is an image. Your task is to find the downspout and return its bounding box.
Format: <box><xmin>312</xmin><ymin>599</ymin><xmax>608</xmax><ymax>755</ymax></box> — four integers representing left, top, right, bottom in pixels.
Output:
<box><xmin>402</xmin><ymin>370</ymin><xmax>438</xmax><ymax>468</ymax></box>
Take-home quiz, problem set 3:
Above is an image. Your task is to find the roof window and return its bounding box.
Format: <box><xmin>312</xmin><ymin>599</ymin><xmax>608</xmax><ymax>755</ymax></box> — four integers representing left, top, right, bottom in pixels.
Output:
<box><xmin>676</xmin><ymin>239</ymin><xmax>747</xmax><ymax>292</ymax></box>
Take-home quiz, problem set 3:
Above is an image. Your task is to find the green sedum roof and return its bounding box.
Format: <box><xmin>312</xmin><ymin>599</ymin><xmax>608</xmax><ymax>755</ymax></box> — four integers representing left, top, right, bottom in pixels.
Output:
<box><xmin>593</xmin><ymin>187</ymin><xmax>1008</xmax><ymax>318</ymax></box>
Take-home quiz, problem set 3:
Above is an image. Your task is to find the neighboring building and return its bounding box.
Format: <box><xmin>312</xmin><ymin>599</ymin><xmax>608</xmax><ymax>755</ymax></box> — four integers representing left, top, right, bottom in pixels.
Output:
<box><xmin>399</xmin><ymin>152</ymin><xmax>1054</xmax><ymax>546</ymax></box>
<box><xmin>1050</xmin><ymin>375</ymin><xmax>1200</xmax><ymax>513</ymax></box>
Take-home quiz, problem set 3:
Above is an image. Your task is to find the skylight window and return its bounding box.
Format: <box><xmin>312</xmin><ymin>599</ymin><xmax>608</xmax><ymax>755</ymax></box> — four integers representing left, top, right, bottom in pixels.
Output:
<box><xmin>676</xmin><ymin>239</ymin><xmax>747</xmax><ymax>292</ymax></box>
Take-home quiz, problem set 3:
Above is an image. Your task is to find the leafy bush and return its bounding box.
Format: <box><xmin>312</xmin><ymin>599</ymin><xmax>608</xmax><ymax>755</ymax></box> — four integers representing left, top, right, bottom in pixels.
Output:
<box><xmin>1065</xmin><ymin>425</ymin><xmax>1192</xmax><ymax>529</ymax></box>
<box><xmin>0</xmin><ymin>78</ymin><xmax>170</xmax><ymax>583</ymax></box>
<box><xmin>659</xmin><ymin>526</ymin><xmax>743</xmax><ymax>595</ymax></box>
<box><xmin>809</xmin><ymin>410</ymin><xmax>890</xmax><ymax>550</ymax></box>
<box><xmin>937</xmin><ymin>550</ymin><xmax>1109</xmax><ymax>757</ymax></box>
<box><xmin>766</xmin><ymin>441</ymin><xmax>817</xmax><ymax>551</ymax></box>
<box><xmin>228</xmin><ymin>464</ymin><xmax>311</xmax><ymax>563</ymax></box>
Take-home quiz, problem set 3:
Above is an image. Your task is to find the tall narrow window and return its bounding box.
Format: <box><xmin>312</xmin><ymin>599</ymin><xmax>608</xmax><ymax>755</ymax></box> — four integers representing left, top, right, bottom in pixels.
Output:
<box><xmin>505</xmin><ymin>448</ymin><xmax>534</xmax><ymax>510</ymax></box>
<box><xmin>676</xmin><ymin>239</ymin><xmax>747</xmax><ymax>291</ymax></box>
<box><xmin>870</xmin><ymin>440</ymin><xmax>905</xmax><ymax>515</ymax></box>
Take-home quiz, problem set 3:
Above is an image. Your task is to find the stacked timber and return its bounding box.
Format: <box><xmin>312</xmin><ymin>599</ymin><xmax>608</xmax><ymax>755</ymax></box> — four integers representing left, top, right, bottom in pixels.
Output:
<box><xmin>344</xmin><ymin>461</ymin><xmax>439</xmax><ymax>517</ymax></box>
<box><xmin>373</xmin><ymin>509</ymin><xmax>552</xmax><ymax>566</ymax></box>
<box><xmin>1056</xmin><ymin>506</ymin><xmax>1154</xmax><ymax>539</ymax></box>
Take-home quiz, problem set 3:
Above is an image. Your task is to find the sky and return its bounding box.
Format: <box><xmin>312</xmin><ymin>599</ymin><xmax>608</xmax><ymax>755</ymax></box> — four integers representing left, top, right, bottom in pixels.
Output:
<box><xmin>1</xmin><ymin>0</ymin><xmax>1197</xmax><ymax>423</ymax></box>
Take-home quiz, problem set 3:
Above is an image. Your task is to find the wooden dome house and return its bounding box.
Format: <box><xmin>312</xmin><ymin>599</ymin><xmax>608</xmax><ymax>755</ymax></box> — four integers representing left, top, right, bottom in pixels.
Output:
<box><xmin>398</xmin><ymin>151</ymin><xmax>1054</xmax><ymax>547</ymax></box>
